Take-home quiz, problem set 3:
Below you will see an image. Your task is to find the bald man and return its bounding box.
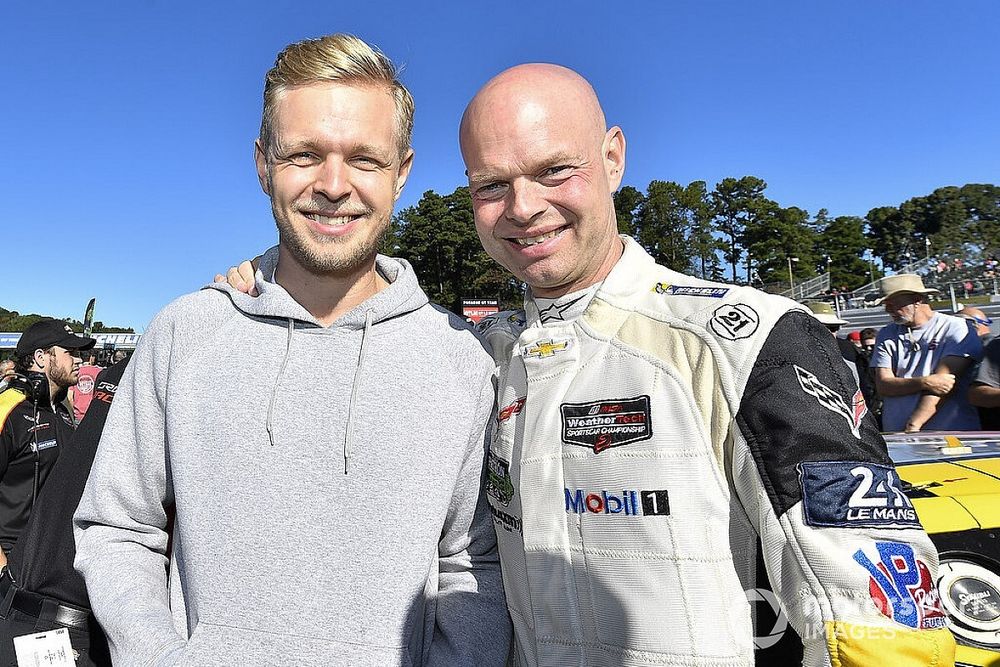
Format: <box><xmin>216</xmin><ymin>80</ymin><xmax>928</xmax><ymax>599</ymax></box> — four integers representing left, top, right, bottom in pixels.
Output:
<box><xmin>462</xmin><ymin>65</ymin><xmax>954</xmax><ymax>666</ymax></box>
<box><xmin>224</xmin><ymin>65</ymin><xmax>956</xmax><ymax>665</ymax></box>
<box><xmin>958</xmin><ymin>305</ymin><xmax>994</xmax><ymax>343</ymax></box>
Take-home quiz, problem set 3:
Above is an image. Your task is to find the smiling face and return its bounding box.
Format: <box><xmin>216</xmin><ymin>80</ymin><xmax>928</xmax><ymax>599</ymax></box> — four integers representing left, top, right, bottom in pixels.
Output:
<box><xmin>256</xmin><ymin>81</ymin><xmax>413</xmax><ymax>276</ymax></box>
<box><xmin>460</xmin><ymin>65</ymin><xmax>625</xmax><ymax>297</ymax></box>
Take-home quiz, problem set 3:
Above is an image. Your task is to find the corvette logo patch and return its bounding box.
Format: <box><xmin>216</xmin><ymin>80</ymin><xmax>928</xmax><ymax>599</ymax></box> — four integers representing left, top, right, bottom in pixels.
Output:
<box><xmin>560</xmin><ymin>396</ymin><xmax>652</xmax><ymax>453</ymax></box>
<box><xmin>794</xmin><ymin>365</ymin><xmax>867</xmax><ymax>438</ymax></box>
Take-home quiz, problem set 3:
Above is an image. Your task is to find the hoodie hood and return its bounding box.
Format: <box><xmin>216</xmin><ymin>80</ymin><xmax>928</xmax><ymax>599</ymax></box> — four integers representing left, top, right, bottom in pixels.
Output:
<box><xmin>205</xmin><ymin>245</ymin><xmax>429</xmax><ymax>328</ymax></box>
<box><xmin>203</xmin><ymin>246</ymin><xmax>431</xmax><ymax>470</ymax></box>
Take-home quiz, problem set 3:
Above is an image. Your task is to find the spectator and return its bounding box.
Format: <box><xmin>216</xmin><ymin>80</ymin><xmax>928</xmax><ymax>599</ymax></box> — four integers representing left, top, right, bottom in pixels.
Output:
<box><xmin>856</xmin><ymin>327</ymin><xmax>883</xmax><ymax>426</ymax></box>
<box><xmin>0</xmin><ymin>319</ymin><xmax>95</xmax><ymax>561</ymax></box>
<box><xmin>872</xmin><ymin>274</ymin><xmax>982</xmax><ymax>432</ymax></box>
<box><xmin>805</xmin><ymin>302</ymin><xmax>877</xmax><ymax>424</ymax></box>
<box><xmin>970</xmin><ymin>339</ymin><xmax>1000</xmax><ymax>430</ymax></box>
<box><xmin>0</xmin><ymin>361</ymin><xmax>14</xmax><ymax>394</ymax></box>
<box><xmin>0</xmin><ymin>361</ymin><xmax>127</xmax><ymax>666</ymax></box>
<box><xmin>847</xmin><ymin>330</ymin><xmax>862</xmax><ymax>348</ymax></box>
<box><xmin>68</xmin><ymin>355</ymin><xmax>104</xmax><ymax>423</ymax></box>
<box><xmin>958</xmin><ymin>305</ymin><xmax>995</xmax><ymax>344</ymax></box>
<box><xmin>860</xmin><ymin>327</ymin><xmax>878</xmax><ymax>356</ymax></box>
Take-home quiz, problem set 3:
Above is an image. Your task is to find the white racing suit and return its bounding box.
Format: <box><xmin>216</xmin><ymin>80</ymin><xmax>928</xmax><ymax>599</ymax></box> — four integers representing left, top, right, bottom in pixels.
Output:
<box><xmin>477</xmin><ymin>238</ymin><xmax>955</xmax><ymax>667</ymax></box>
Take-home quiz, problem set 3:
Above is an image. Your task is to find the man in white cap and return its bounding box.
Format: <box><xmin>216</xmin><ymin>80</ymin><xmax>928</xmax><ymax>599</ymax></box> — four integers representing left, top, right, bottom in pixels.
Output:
<box><xmin>872</xmin><ymin>274</ymin><xmax>982</xmax><ymax>432</ymax></box>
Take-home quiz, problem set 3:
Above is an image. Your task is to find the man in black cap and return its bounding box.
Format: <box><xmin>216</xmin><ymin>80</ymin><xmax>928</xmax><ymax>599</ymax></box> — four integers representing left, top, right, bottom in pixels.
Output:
<box><xmin>0</xmin><ymin>319</ymin><xmax>95</xmax><ymax>563</ymax></box>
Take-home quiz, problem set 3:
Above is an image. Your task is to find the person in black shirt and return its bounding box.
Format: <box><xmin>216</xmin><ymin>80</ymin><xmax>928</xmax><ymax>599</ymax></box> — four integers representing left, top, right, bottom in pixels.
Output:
<box><xmin>0</xmin><ymin>361</ymin><xmax>125</xmax><ymax>667</ymax></box>
<box><xmin>0</xmin><ymin>320</ymin><xmax>95</xmax><ymax>559</ymax></box>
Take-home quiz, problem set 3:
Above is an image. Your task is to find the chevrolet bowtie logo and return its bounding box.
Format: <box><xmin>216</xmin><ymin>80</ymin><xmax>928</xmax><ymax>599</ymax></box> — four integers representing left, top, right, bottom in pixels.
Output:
<box><xmin>522</xmin><ymin>339</ymin><xmax>570</xmax><ymax>359</ymax></box>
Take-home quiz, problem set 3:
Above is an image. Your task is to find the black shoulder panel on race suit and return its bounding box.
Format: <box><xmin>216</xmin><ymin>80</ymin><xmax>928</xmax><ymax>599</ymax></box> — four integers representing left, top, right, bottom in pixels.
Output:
<box><xmin>735</xmin><ymin>309</ymin><xmax>891</xmax><ymax>520</ymax></box>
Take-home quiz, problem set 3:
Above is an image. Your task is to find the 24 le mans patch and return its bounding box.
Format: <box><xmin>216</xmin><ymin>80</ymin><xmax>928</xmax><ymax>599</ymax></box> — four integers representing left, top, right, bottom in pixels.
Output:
<box><xmin>560</xmin><ymin>396</ymin><xmax>652</xmax><ymax>454</ymax></box>
<box><xmin>799</xmin><ymin>461</ymin><xmax>920</xmax><ymax>529</ymax></box>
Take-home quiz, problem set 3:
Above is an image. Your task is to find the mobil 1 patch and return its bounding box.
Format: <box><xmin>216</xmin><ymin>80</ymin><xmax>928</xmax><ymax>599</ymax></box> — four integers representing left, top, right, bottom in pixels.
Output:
<box><xmin>798</xmin><ymin>461</ymin><xmax>920</xmax><ymax>529</ymax></box>
<box><xmin>560</xmin><ymin>396</ymin><xmax>652</xmax><ymax>454</ymax></box>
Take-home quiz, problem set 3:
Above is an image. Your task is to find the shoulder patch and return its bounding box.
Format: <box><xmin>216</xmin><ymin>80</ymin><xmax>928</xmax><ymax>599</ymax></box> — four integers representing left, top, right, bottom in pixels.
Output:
<box><xmin>653</xmin><ymin>282</ymin><xmax>729</xmax><ymax>298</ymax></box>
<box><xmin>799</xmin><ymin>461</ymin><xmax>920</xmax><ymax>529</ymax></box>
<box><xmin>709</xmin><ymin>303</ymin><xmax>760</xmax><ymax>340</ymax></box>
<box><xmin>0</xmin><ymin>389</ymin><xmax>27</xmax><ymax>431</ymax></box>
<box><xmin>476</xmin><ymin>309</ymin><xmax>525</xmax><ymax>334</ymax></box>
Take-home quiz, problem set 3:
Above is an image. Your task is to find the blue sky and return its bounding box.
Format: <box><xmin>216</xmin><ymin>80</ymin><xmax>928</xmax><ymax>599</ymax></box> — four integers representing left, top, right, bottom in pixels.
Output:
<box><xmin>3</xmin><ymin>1</ymin><xmax>997</xmax><ymax>331</ymax></box>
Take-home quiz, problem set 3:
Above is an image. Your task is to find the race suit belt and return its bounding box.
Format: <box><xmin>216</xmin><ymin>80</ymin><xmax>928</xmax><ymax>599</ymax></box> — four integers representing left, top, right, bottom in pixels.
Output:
<box><xmin>0</xmin><ymin>568</ymin><xmax>90</xmax><ymax>630</ymax></box>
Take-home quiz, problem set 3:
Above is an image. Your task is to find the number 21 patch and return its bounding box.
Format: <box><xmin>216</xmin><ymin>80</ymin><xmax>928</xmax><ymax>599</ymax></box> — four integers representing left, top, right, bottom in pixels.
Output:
<box><xmin>709</xmin><ymin>304</ymin><xmax>759</xmax><ymax>340</ymax></box>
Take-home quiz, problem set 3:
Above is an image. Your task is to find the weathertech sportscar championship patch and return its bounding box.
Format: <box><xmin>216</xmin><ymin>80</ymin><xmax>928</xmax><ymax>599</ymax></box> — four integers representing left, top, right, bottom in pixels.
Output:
<box><xmin>799</xmin><ymin>461</ymin><xmax>920</xmax><ymax>528</ymax></box>
<box><xmin>794</xmin><ymin>365</ymin><xmax>867</xmax><ymax>438</ymax></box>
<box><xmin>561</xmin><ymin>396</ymin><xmax>652</xmax><ymax>453</ymax></box>
<box><xmin>853</xmin><ymin>541</ymin><xmax>947</xmax><ymax>630</ymax></box>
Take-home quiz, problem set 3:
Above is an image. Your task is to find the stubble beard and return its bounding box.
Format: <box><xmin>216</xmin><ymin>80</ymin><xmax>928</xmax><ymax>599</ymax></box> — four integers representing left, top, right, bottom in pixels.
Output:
<box><xmin>274</xmin><ymin>204</ymin><xmax>390</xmax><ymax>277</ymax></box>
<box><xmin>48</xmin><ymin>362</ymin><xmax>78</xmax><ymax>390</ymax></box>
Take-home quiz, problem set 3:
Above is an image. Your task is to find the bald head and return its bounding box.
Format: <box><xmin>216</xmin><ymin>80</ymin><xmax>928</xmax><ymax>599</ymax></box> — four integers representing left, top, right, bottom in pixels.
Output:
<box><xmin>460</xmin><ymin>64</ymin><xmax>607</xmax><ymax>154</ymax></box>
<box><xmin>458</xmin><ymin>63</ymin><xmax>626</xmax><ymax>296</ymax></box>
<box><xmin>960</xmin><ymin>305</ymin><xmax>992</xmax><ymax>336</ymax></box>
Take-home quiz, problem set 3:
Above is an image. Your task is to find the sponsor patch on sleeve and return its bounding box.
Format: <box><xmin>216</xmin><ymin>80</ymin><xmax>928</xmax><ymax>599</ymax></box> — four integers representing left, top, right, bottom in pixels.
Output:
<box><xmin>560</xmin><ymin>396</ymin><xmax>652</xmax><ymax>453</ymax></box>
<box><xmin>486</xmin><ymin>451</ymin><xmax>514</xmax><ymax>507</ymax></box>
<box><xmin>853</xmin><ymin>541</ymin><xmax>947</xmax><ymax>630</ymax></box>
<box><xmin>799</xmin><ymin>461</ymin><xmax>920</xmax><ymax>529</ymax></box>
<box><xmin>794</xmin><ymin>365</ymin><xmax>867</xmax><ymax>438</ymax></box>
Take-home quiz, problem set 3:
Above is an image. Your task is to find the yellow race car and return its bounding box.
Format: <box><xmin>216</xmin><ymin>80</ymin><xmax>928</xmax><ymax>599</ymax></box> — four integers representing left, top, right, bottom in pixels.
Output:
<box><xmin>887</xmin><ymin>432</ymin><xmax>1000</xmax><ymax>667</ymax></box>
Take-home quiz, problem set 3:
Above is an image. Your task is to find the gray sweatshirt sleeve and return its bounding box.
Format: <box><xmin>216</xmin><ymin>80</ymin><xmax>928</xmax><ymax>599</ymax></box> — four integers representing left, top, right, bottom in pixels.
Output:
<box><xmin>73</xmin><ymin>307</ymin><xmax>187</xmax><ymax>665</ymax></box>
<box><xmin>426</xmin><ymin>370</ymin><xmax>511</xmax><ymax>666</ymax></box>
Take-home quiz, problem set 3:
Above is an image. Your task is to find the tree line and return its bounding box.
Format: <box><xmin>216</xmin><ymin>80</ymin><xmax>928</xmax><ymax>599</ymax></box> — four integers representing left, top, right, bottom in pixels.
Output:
<box><xmin>0</xmin><ymin>307</ymin><xmax>134</xmax><ymax>334</ymax></box>
<box><xmin>387</xmin><ymin>181</ymin><xmax>999</xmax><ymax>313</ymax></box>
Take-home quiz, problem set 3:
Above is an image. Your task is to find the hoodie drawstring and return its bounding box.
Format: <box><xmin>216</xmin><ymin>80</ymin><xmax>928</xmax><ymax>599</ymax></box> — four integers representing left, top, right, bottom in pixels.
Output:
<box><xmin>266</xmin><ymin>318</ymin><xmax>294</xmax><ymax>447</ymax></box>
<box><xmin>343</xmin><ymin>310</ymin><xmax>373</xmax><ymax>474</ymax></box>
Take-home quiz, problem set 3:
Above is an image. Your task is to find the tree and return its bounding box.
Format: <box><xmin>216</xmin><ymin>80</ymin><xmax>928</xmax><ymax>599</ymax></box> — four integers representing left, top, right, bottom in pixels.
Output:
<box><xmin>392</xmin><ymin>187</ymin><xmax>522</xmax><ymax>312</ymax></box>
<box><xmin>742</xmin><ymin>205</ymin><xmax>818</xmax><ymax>286</ymax></box>
<box><xmin>865</xmin><ymin>205</ymin><xmax>914</xmax><ymax>271</ymax></box>
<box><xmin>684</xmin><ymin>181</ymin><xmax>722</xmax><ymax>280</ymax></box>
<box><xmin>0</xmin><ymin>307</ymin><xmax>134</xmax><ymax>333</ymax></box>
<box><xmin>613</xmin><ymin>185</ymin><xmax>644</xmax><ymax>236</ymax></box>
<box><xmin>634</xmin><ymin>181</ymin><xmax>695</xmax><ymax>272</ymax></box>
<box><xmin>711</xmin><ymin>176</ymin><xmax>769</xmax><ymax>282</ymax></box>
<box><xmin>816</xmin><ymin>216</ymin><xmax>873</xmax><ymax>291</ymax></box>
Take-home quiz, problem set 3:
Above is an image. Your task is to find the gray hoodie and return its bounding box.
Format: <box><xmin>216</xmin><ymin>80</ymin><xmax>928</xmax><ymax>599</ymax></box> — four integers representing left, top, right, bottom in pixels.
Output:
<box><xmin>74</xmin><ymin>248</ymin><xmax>510</xmax><ymax>666</ymax></box>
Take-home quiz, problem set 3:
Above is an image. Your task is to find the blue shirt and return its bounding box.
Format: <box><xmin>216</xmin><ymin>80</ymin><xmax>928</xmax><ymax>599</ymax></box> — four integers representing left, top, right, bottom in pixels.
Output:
<box><xmin>872</xmin><ymin>312</ymin><xmax>983</xmax><ymax>431</ymax></box>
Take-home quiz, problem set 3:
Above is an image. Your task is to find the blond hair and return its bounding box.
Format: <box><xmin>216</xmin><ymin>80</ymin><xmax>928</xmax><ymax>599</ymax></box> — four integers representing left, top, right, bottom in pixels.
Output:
<box><xmin>260</xmin><ymin>34</ymin><xmax>414</xmax><ymax>160</ymax></box>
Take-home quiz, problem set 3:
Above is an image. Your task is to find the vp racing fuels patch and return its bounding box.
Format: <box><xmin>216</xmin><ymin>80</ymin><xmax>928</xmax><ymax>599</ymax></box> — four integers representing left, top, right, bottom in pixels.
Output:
<box><xmin>793</xmin><ymin>365</ymin><xmax>867</xmax><ymax>438</ymax></box>
<box><xmin>853</xmin><ymin>541</ymin><xmax>947</xmax><ymax>630</ymax></box>
<box><xmin>653</xmin><ymin>282</ymin><xmax>729</xmax><ymax>298</ymax></box>
<box><xmin>799</xmin><ymin>462</ymin><xmax>919</xmax><ymax>529</ymax></box>
<box><xmin>486</xmin><ymin>451</ymin><xmax>514</xmax><ymax>507</ymax></box>
<box><xmin>560</xmin><ymin>396</ymin><xmax>652</xmax><ymax>454</ymax></box>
